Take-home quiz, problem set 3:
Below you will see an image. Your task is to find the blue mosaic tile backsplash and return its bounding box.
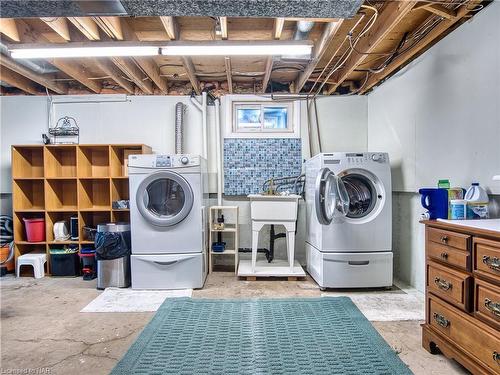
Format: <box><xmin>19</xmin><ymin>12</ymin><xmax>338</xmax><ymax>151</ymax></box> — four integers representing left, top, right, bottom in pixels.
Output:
<box><xmin>224</xmin><ymin>138</ymin><xmax>302</xmax><ymax>196</ymax></box>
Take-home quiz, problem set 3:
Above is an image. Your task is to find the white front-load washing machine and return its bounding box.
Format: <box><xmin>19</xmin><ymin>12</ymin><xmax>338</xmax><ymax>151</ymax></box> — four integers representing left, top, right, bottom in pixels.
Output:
<box><xmin>305</xmin><ymin>152</ymin><xmax>393</xmax><ymax>289</ymax></box>
<box><xmin>128</xmin><ymin>154</ymin><xmax>208</xmax><ymax>289</ymax></box>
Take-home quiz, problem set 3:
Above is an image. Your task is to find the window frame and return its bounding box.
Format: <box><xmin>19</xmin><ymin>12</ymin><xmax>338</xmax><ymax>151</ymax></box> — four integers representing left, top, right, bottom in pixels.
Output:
<box><xmin>233</xmin><ymin>102</ymin><xmax>293</xmax><ymax>133</ymax></box>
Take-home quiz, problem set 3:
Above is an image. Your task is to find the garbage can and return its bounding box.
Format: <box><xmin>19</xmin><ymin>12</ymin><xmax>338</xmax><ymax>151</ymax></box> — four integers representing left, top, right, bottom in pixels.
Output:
<box><xmin>95</xmin><ymin>222</ymin><xmax>131</xmax><ymax>289</ymax></box>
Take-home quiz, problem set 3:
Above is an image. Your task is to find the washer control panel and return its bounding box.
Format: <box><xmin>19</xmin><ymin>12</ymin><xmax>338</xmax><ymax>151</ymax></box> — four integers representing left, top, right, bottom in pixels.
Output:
<box><xmin>155</xmin><ymin>155</ymin><xmax>171</xmax><ymax>167</ymax></box>
<box><xmin>345</xmin><ymin>153</ymin><xmax>388</xmax><ymax>164</ymax></box>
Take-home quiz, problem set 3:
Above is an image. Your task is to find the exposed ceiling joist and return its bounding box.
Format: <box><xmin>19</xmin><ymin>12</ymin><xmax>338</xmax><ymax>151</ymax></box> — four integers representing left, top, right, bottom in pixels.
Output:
<box><xmin>224</xmin><ymin>57</ymin><xmax>233</xmax><ymax>93</ymax></box>
<box><xmin>261</xmin><ymin>57</ymin><xmax>273</xmax><ymax>93</ymax></box>
<box><xmin>220</xmin><ymin>17</ymin><xmax>228</xmax><ymax>40</ymax></box>
<box><xmin>92</xmin><ymin>58</ymin><xmax>134</xmax><ymax>94</ymax></box>
<box><xmin>361</xmin><ymin>1</ymin><xmax>480</xmax><ymax>94</ymax></box>
<box><xmin>273</xmin><ymin>18</ymin><xmax>285</xmax><ymax>39</ymax></box>
<box><xmin>0</xmin><ymin>54</ymin><xmax>67</xmax><ymax>94</ymax></box>
<box><xmin>181</xmin><ymin>56</ymin><xmax>200</xmax><ymax>95</ymax></box>
<box><xmin>422</xmin><ymin>4</ymin><xmax>457</xmax><ymax>20</ymax></box>
<box><xmin>112</xmin><ymin>57</ymin><xmax>153</xmax><ymax>94</ymax></box>
<box><xmin>94</xmin><ymin>16</ymin><xmax>124</xmax><ymax>40</ymax></box>
<box><xmin>68</xmin><ymin>17</ymin><xmax>100</xmax><ymax>40</ymax></box>
<box><xmin>49</xmin><ymin>58</ymin><xmax>101</xmax><ymax>93</ymax></box>
<box><xmin>0</xmin><ymin>65</ymin><xmax>39</xmax><ymax>94</ymax></box>
<box><xmin>0</xmin><ymin>18</ymin><xmax>20</xmax><ymax>42</ymax></box>
<box><xmin>295</xmin><ymin>20</ymin><xmax>343</xmax><ymax>93</ymax></box>
<box><xmin>159</xmin><ymin>16</ymin><xmax>179</xmax><ymax>40</ymax></box>
<box><xmin>327</xmin><ymin>1</ymin><xmax>417</xmax><ymax>94</ymax></box>
<box><xmin>41</xmin><ymin>17</ymin><xmax>71</xmax><ymax>41</ymax></box>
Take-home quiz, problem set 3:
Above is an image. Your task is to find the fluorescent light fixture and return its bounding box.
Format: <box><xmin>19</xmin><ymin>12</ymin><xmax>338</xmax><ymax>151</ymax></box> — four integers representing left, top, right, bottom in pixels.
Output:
<box><xmin>10</xmin><ymin>46</ymin><xmax>159</xmax><ymax>59</ymax></box>
<box><xmin>161</xmin><ymin>43</ymin><xmax>313</xmax><ymax>56</ymax></box>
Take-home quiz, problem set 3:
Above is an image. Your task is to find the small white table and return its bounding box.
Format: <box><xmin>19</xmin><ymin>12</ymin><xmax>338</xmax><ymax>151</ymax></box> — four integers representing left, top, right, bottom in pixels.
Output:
<box><xmin>247</xmin><ymin>194</ymin><xmax>301</xmax><ymax>273</ymax></box>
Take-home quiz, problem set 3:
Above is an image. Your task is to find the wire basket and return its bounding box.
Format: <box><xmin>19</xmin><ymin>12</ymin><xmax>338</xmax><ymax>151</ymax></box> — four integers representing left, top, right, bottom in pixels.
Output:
<box><xmin>49</xmin><ymin>116</ymin><xmax>79</xmax><ymax>144</ymax></box>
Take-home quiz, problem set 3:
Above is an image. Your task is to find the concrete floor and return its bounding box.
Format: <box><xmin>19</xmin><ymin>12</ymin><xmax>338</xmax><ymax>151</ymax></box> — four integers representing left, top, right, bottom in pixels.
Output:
<box><xmin>1</xmin><ymin>273</ymin><xmax>468</xmax><ymax>375</ymax></box>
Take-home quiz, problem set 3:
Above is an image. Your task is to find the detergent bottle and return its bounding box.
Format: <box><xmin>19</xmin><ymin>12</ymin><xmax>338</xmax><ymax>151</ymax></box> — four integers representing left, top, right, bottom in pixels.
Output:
<box><xmin>464</xmin><ymin>182</ymin><xmax>489</xmax><ymax>219</ymax></box>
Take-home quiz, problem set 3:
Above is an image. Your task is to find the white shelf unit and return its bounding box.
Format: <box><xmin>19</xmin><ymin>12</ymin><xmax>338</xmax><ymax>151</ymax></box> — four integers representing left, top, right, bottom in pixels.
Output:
<box><xmin>209</xmin><ymin>206</ymin><xmax>239</xmax><ymax>274</ymax></box>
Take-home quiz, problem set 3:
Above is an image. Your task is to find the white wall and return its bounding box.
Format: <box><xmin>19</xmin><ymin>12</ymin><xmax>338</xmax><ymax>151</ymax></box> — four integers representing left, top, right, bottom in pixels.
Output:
<box><xmin>368</xmin><ymin>2</ymin><xmax>500</xmax><ymax>291</ymax></box>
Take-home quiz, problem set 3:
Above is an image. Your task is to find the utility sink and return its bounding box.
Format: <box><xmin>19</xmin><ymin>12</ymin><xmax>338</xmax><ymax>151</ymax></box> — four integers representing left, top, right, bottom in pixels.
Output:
<box><xmin>437</xmin><ymin>218</ymin><xmax>500</xmax><ymax>233</ymax></box>
<box><xmin>248</xmin><ymin>194</ymin><xmax>301</xmax><ymax>222</ymax></box>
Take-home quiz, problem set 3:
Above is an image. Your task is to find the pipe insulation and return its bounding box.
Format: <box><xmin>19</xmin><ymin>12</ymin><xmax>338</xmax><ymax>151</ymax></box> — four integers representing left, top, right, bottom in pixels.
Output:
<box><xmin>175</xmin><ymin>102</ymin><xmax>186</xmax><ymax>154</ymax></box>
<box><xmin>214</xmin><ymin>98</ymin><xmax>222</xmax><ymax>206</ymax></box>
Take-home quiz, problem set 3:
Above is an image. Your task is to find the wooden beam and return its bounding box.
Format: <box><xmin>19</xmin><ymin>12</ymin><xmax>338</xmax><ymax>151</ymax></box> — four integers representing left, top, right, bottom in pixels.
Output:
<box><xmin>41</xmin><ymin>17</ymin><xmax>71</xmax><ymax>41</ymax></box>
<box><xmin>0</xmin><ymin>65</ymin><xmax>39</xmax><ymax>94</ymax></box>
<box><xmin>92</xmin><ymin>58</ymin><xmax>134</xmax><ymax>94</ymax></box>
<box><xmin>68</xmin><ymin>17</ymin><xmax>100</xmax><ymax>40</ymax></box>
<box><xmin>111</xmin><ymin>57</ymin><xmax>153</xmax><ymax>94</ymax></box>
<box><xmin>224</xmin><ymin>57</ymin><xmax>233</xmax><ymax>93</ymax></box>
<box><xmin>423</xmin><ymin>4</ymin><xmax>457</xmax><ymax>20</ymax></box>
<box><xmin>0</xmin><ymin>54</ymin><xmax>67</xmax><ymax>94</ymax></box>
<box><xmin>273</xmin><ymin>18</ymin><xmax>285</xmax><ymax>39</ymax></box>
<box><xmin>181</xmin><ymin>56</ymin><xmax>200</xmax><ymax>94</ymax></box>
<box><xmin>49</xmin><ymin>58</ymin><xmax>101</xmax><ymax>93</ymax></box>
<box><xmin>159</xmin><ymin>16</ymin><xmax>179</xmax><ymax>40</ymax></box>
<box><xmin>361</xmin><ymin>2</ymin><xmax>479</xmax><ymax>94</ymax></box>
<box><xmin>0</xmin><ymin>18</ymin><xmax>20</xmax><ymax>42</ymax></box>
<box><xmin>295</xmin><ymin>20</ymin><xmax>343</xmax><ymax>93</ymax></box>
<box><xmin>220</xmin><ymin>17</ymin><xmax>228</xmax><ymax>40</ymax></box>
<box><xmin>262</xmin><ymin>57</ymin><xmax>273</xmax><ymax>93</ymax></box>
<box><xmin>327</xmin><ymin>1</ymin><xmax>417</xmax><ymax>94</ymax></box>
<box><xmin>93</xmin><ymin>17</ymin><xmax>123</xmax><ymax>40</ymax></box>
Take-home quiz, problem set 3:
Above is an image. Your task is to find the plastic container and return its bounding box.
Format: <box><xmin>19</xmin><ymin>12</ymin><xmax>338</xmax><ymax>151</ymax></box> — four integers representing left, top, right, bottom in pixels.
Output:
<box><xmin>79</xmin><ymin>247</ymin><xmax>97</xmax><ymax>281</ymax></box>
<box><xmin>50</xmin><ymin>247</ymin><xmax>80</xmax><ymax>277</ymax></box>
<box><xmin>438</xmin><ymin>179</ymin><xmax>450</xmax><ymax>189</ymax></box>
<box><xmin>450</xmin><ymin>199</ymin><xmax>467</xmax><ymax>220</ymax></box>
<box><xmin>465</xmin><ymin>182</ymin><xmax>489</xmax><ymax>219</ymax></box>
<box><xmin>419</xmin><ymin>188</ymin><xmax>448</xmax><ymax>219</ymax></box>
<box><xmin>23</xmin><ymin>218</ymin><xmax>45</xmax><ymax>242</ymax></box>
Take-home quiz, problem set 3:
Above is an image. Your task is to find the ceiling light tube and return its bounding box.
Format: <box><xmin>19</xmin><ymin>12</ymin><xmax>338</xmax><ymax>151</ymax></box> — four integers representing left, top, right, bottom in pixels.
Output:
<box><xmin>10</xmin><ymin>45</ymin><xmax>159</xmax><ymax>59</ymax></box>
<box><xmin>160</xmin><ymin>42</ymin><xmax>313</xmax><ymax>56</ymax></box>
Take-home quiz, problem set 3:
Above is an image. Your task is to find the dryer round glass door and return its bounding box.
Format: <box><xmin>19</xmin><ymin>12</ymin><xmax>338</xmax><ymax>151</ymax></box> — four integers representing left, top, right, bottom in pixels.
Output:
<box><xmin>136</xmin><ymin>171</ymin><xmax>194</xmax><ymax>227</ymax></box>
<box><xmin>315</xmin><ymin>168</ymin><xmax>350</xmax><ymax>225</ymax></box>
<box><xmin>341</xmin><ymin>173</ymin><xmax>378</xmax><ymax>219</ymax></box>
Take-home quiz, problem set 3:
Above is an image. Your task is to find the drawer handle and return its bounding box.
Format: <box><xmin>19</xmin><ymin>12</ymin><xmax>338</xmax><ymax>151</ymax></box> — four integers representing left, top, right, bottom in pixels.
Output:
<box><xmin>433</xmin><ymin>312</ymin><xmax>450</xmax><ymax>328</ymax></box>
<box><xmin>434</xmin><ymin>276</ymin><xmax>453</xmax><ymax>291</ymax></box>
<box><xmin>440</xmin><ymin>236</ymin><xmax>449</xmax><ymax>243</ymax></box>
<box><xmin>482</xmin><ymin>255</ymin><xmax>500</xmax><ymax>272</ymax></box>
<box><xmin>440</xmin><ymin>252</ymin><xmax>448</xmax><ymax>260</ymax></box>
<box><xmin>493</xmin><ymin>351</ymin><xmax>500</xmax><ymax>365</ymax></box>
<box><xmin>485</xmin><ymin>298</ymin><xmax>500</xmax><ymax>317</ymax></box>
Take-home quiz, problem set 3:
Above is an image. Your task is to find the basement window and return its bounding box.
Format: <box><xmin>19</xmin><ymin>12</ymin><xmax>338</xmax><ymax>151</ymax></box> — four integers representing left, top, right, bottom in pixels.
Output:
<box><xmin>233</xmin><ymin>102</ymin><xmax>293</xmax><ymax>133</ymax></box>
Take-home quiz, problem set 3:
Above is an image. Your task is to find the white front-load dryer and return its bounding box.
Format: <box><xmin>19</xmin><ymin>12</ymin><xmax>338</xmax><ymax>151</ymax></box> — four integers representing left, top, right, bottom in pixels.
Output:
<box><xmin>128</xmin><ymin>154</ymin><xmax>208</xmax><ymax>289</ymax></box>
<box><xmin>305</xmin><ymin>152</ymin><xmax>393</xmax><ymax>289</ymax></box>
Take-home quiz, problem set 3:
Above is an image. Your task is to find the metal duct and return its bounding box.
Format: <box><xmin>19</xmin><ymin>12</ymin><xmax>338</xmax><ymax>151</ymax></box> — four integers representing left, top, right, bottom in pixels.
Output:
<box><xmin>175</xmin><ymin>102</ymin><xmax>186</xmax><ymax>155</ymax></box>
<box><xmin>0</xmin><ymin>41</ymin><xmax>59</xmax><ymax>74</ymax></box>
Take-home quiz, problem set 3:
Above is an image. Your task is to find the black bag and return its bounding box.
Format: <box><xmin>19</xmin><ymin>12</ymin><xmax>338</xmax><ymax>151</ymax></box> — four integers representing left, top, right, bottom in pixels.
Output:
<box><xmin>95</xmin><ymin>231</ymin><xmax>131</xmax><ymax>260</ymax></box>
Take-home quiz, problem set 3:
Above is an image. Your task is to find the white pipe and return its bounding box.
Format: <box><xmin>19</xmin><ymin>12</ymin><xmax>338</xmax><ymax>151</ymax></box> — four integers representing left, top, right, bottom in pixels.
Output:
<box><xmin>190</xmin><ymin>92</ymin><xmax>208</xmax><ymax>159</ymax></box>
<box><xmin>214</xmin><ymin>98</ymin><xmax>223</xmax><ymax>206</ymax></box>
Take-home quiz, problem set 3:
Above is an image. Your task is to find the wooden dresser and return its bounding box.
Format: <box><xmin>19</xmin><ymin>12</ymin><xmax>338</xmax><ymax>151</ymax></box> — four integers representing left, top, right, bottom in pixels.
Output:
<box><xmin>422</xmin><ymin>220</ymin><xmax>500</xmax><ymax>374</ymax></box>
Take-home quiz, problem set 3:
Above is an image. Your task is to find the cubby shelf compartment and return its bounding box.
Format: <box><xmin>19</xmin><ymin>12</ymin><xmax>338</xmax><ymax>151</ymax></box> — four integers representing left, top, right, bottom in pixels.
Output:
<box><xmin>79</xmin><ymin>211</ymin><xmax>111</xmax><ymax>242</ymax></box>
<box><xmin>13</xmin><ymin>211</ymin><xmax>46</xmax><ymax>243</ymax></box>
<box><xmin>45</xmin><ymin>211</ymin><xmax>78</xmax><ymax>243</ymax></box>
<box><xmin>44</xmin><ymin>145</ymin><xmax>77</xmax><ymax>178</ymax></box>
<box><xmin>78</xmin><ymin>178</ymin><xmax>110</xmax><ymax>210</ymax></box>
<box><xmin>12</xmin><ymin>146</ymin><xmax>44</xmax><ymax>178</ymax></box>
<box><xmin>110</xmin><ymin>145</ymin><xmax>144</xmax><ymax>177</ymax></box>
<box><xmin>46</xmin><ymin>179</ymin><xmax>78</xmax><ymax>210</ymax></box>
<box><xmin>78</xmin><ymin>146</ymin><xmax>109</xmax><ymax>177</ymax></box>
<box><xmin>13</xmin><ymin>179</ymin><xmax>45</xmax><ymax>210</ymax></box>
<box><xmin>112</xmin><ymin>210</ymin><xmax>130</xmax><ymax>223</ymax></box>
<box><xmin>111</xmin><ymin>178</ymin><xmax>130</xmax><ymax>202</ymax></box>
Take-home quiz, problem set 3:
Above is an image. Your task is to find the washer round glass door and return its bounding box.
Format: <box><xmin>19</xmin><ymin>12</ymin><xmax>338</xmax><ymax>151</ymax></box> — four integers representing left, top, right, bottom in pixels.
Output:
<box><xmin>341</xmin><ymin>173</ymin><xmax>377</xmax><ymax>219</ymax></box>
<box><xmin>315</xmin><ymin>168</ymin><xmax>350</xmax><ymax>225</ymax></box>
<box><xmin>136</xmin><ymin>171</ymin><xmax>194</xmax><ymax>227</ymax></box>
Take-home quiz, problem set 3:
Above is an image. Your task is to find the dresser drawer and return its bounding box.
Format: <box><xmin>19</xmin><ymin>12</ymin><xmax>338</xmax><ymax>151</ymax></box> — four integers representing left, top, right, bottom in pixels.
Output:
<box><xmin>474</xmin><ymin>238</ymin><xmax>500</xmax><ymax>284</ymax></box>
<box><xmin>429</xmin><ymin>296</ymin><xmax>500</xmax><ymax>373</ymax></box>
<box><xmin>475</xmin><ymin>278</ymin><xmax>500</xmax><ymax>329</ymax></box>
<box><xmin>428</xmin><ymin>241</ymin><xmax>470</xmax><ymax>271</ymax></box>
<box><xmin>428</xmin><ymin>227</ymin><xmax>471</xmax><ymax>251</ymax></box>
<box><xmin>427</xmin><ymin>261</ymin><xmax>472</xmax><ymax>311</ymax></box>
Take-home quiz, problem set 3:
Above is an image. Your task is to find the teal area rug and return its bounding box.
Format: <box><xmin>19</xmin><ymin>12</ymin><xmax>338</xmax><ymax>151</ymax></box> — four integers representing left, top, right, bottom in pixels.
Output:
<box><xmin>111</xmin><ymin>297</ymin><xmax>412</xmax><ymax>375</ymax></box>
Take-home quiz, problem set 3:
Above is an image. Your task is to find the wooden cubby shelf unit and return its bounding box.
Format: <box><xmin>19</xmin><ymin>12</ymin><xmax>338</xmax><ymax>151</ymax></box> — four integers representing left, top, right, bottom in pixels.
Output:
<box><xmin>11</xmin><ymin>144</ymin><xmax>152</xmax><ymax>275</ymax></box>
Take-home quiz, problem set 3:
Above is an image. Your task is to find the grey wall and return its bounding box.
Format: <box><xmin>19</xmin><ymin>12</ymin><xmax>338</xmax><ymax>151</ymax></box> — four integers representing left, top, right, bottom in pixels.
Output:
<box><xmin>367</xmin><ymin>2</ymin><xmax>500</xmax><ymax>291</ymax></box>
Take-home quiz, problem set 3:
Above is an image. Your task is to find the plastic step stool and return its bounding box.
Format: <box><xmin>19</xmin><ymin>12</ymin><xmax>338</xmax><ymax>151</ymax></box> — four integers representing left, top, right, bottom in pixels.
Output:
<box><xmin>16</xmin><ymin>253</ymin><xmax>47</xmax><ymax>279</ymax></box>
